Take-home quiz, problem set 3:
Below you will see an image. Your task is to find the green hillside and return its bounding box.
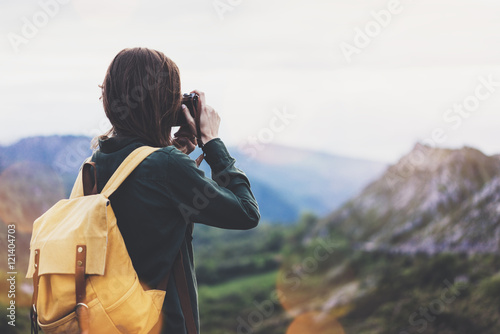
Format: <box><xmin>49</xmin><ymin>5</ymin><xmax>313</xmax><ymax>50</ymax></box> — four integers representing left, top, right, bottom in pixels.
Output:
<box><xmin>194</xmin><ymin>215</ymin><xmax>500</xmax><ymax>333</ymax></box>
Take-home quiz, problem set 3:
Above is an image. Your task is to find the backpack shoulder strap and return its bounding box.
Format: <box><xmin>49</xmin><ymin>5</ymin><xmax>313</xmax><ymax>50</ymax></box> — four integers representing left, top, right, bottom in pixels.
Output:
<box><xmin>69</xmin><ymin>157</ymin><xmax>92</xmax><ymax>199</ymax></box>
<box><xmin>69</xmin><ymin>146</ymin><xmax>160</xmax><ymax>199</ymax></box>
<box><xmin>157</xmin><ymin>247</ymin><xmax>197</xmax><ymax>334</ymax></box>
<box><xmin>100</xmin><ymin>146</ymin><xmax>160</xmax><ymax>198</ymax></box>
<box><xmin>174</xmin><ymin>250</ymin><xmax>197</xmax><ymax>334</ymax></box>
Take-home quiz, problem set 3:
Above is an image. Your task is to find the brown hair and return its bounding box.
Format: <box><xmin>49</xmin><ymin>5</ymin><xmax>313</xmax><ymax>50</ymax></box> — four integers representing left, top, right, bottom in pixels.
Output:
<box><xmin>93</xmin><ymin>47</ymin><xmax>181</xmax><ymax>148</ymax></box>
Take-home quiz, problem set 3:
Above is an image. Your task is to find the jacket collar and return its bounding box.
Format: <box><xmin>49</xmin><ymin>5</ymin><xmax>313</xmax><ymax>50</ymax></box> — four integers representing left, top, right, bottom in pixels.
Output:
<box><xmin>98</xmin><ymin>135</ymin><xmax>146</xmax><ymax>153</ymax></box>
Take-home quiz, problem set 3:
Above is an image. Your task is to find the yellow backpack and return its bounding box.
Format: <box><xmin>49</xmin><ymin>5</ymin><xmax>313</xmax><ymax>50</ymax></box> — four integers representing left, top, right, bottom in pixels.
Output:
<box><xmin>26</xmin><ymin>146</ymin><xmax>196</xmax><ymax>334</ymax></box>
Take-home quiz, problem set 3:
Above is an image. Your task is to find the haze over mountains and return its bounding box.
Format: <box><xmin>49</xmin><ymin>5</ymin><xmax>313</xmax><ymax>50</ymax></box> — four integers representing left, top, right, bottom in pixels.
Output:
<box><xmin>2</xmin><ymin>135</ymin><xmax>499</xmax><ymax>255</ymax></box>
<box><xmin>0</xmin><ymin>135</ymin><xmax>387</xmax><ymax>226</ymax></box>
<box><xmin>311</xmin><ymin>143</ymin><xmax>500</xmax><ymax>254</ymax></box>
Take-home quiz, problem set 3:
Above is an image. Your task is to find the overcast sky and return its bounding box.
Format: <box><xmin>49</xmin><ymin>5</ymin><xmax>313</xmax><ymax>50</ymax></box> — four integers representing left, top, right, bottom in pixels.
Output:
<box><xmin>1</xmin><ymin>0</ymin><xmax>500</xmax><ymax>162</ymax></box>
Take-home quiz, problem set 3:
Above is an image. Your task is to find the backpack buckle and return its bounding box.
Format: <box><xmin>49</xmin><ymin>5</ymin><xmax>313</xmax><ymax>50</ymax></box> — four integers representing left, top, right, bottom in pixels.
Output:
<box><xmin>75</xmin><ymin>303</ymin><xmax>90</xmax><ymax>334</ymax></box>
<box><xmin>76</xmin><ymin>302</ymin><xmax>89</xmax><ymax>309</ymax></box>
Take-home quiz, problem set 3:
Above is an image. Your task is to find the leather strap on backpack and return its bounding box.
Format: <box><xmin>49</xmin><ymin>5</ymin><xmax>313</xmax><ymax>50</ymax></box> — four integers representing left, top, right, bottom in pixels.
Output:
<box><xmin>82</xmin><ymin>162</ymin><xmax>98</xmax><ymax>196</ymax></box>
<box><xmin>30</xmin><ymin>249</ymin><xmax>40</xmax><ymax>334</ymax></box>
<box><xmin>75</xmin><ymin>245</ymin><xmax>90</xmax><ymax>334</ymax></box>
<box><xmin>156</xmin><ymin>249</ymin><xmax>197</xmax><ymax>334</ymax></box>
<box><xmin>174</xmin><ymin>251</ymin><xmax>197</xmax><ymax>334</ymax></box>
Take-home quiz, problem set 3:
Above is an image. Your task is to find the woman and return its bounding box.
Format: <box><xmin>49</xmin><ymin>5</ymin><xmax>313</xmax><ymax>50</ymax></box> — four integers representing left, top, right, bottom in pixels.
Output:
<box><xmin>90</xmin><ymin>47</ymin><xmax>260</xmax><ymax>333</ymax></box>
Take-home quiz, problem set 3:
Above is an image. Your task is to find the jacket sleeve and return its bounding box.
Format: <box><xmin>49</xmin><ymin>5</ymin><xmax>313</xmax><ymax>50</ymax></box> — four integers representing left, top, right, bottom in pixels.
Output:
<box><xmin>163</xmin><ymin>138</ymin><xmax>260</xmax><ymax>230</ymax></box>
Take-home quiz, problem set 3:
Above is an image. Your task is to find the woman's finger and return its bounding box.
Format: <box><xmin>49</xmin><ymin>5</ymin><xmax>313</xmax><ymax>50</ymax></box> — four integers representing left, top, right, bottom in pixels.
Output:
<box><xmin>182</xmin><ymin>104</ymin><xmax>197</xmax><ymax>135</ymax></box>
<box><xmin>190</xmin><ymin>89</ymin><xmax>206</xmax><ymax>110</ymax></box>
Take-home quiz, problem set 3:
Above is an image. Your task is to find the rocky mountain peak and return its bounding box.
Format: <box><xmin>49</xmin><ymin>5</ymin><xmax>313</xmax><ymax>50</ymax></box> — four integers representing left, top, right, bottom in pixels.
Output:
<box><xmin>313</xmin><ymin>144</ymin><xmax>500</xmax><ymax>254</ymax></box>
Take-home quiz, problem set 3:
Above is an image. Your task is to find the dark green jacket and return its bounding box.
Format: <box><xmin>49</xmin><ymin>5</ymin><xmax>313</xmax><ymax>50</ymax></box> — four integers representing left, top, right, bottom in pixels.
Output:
<box><xmin>89</xmin><ymin>136</ymin><xmax>260</xmax><ymax>333</ymax></box>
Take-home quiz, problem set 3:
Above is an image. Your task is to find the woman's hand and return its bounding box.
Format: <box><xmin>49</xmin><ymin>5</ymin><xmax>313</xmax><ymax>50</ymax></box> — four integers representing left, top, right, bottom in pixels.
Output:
<box><xmin>174</xmin><ymin>90</ymin><xmax>220</xmax><ymax>153</ymax></box>
<box><xmin>190</xmin><ymin>89</ymin><xmax>220</xmax><ymax>144</ymax></box>
<box><xmin>172</xmin><ymin>105</ymin><xmax>197</xmax><ymax>154</ymax></box>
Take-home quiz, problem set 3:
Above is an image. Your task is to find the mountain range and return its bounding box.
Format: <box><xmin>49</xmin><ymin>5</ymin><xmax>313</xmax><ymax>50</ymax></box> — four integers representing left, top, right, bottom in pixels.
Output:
<box><xmin>2</xmin><ymin>136</ymin><xmax>499</xmax><ymax>254</ymax></box>
<box><xmin>311</xmin><ymin>143</ymin><xmax>500</xmax><ymax>254</ymax></box>
<box><xmin>0</xmin><ymin>135</ymin><xmax>387</xmax><ymax>227</ymax></box>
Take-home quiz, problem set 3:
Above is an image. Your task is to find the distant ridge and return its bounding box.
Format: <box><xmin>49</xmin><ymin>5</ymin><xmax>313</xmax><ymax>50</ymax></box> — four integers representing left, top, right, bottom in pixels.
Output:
<box><xmin>0</xmin><ymin>135</ymin><xmax>387</xmax><ymax>224</ymax></box>
<box><xmin>312</xmin><ymin>143</ymin><xmax>500</xmax><ymax>253</ymax></box>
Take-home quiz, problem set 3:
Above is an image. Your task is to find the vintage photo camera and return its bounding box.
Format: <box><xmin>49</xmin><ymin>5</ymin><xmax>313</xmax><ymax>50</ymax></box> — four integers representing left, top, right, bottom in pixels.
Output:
<box><xmin>175</xmin><ymin>93</ymin><xmax>199</xmax><ymax>126</ymax></box>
